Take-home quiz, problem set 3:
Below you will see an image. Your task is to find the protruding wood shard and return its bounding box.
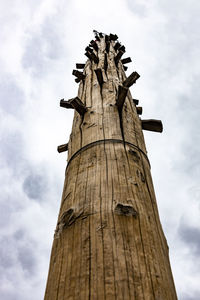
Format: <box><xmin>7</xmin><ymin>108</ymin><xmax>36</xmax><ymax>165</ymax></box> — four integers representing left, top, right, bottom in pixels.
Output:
<box><xmin>109</xmin><ymin>33</ymin><xmax>118</xmax><ymax>41</ymax></box>
<box><xmin>114</xmin><ymin>203</ymin><xmax>138</xmax><ymax>217</ymax></box>
<box><xmin>85</xmin><ymin>46</ymin><xmax>93</xmax><ymax>53</ymax></box>
<box><xmin>119</xmin><ymin>45</ymin><xmax>126</xmax><ymax>52</ymax></box>
<box><xmin>121</xmin><ymin>57</ymin><xmax>132</xmax><ymax>64</ymax></box>
<box><xmin>95</xmin><ymin>68</ymin><xmax>104</xmax><ymax>87</ymax></box>
<box><xmin>95</xmin><ymin>35</ymin><xmax>100</xmax><ymax>42</ymax></box>
<box><xmin>123</xmin><ymin>65</ymin><xmax>128</xmax><ymax>71</ymax></box>
<box><xmin>70</xmin><ymin>97</ymin><xmax>87</xmax><ymax>116</ymax></box>
<box><xmin>90</xmin><ymin>40</ymin><xmax>98</xmax><ymax>51</ymax></box>
<box><xmin>57</xmin><ymin>143</ymin><xmax>68</xmax><ymax>153</ymax></box>
<box><xmin>142</xmin><ymin>119</ymin><xmax>163</xmax><ymax>133</ymax></box>
<box><xmin>114</xmin><ymin>42</ymin><xmax>121</xmax><ymax>51</ymax></box>
<box><xmin>116</xmin><ymin>85</ymin><xmax>128</xmax><ymax>111</ymax></box>
<box><xmin>60</xmin><ymin>99</ymin><xmax>73</xmax><ymax>109</ymax></box>
<box><xmin>85</xmin><ymin>51</ymin><xmax>99</xmax><ymax>64</ymax></box>
<box><xmin>60</xmin><ymin>97</ymin><xmax>87</xmax><ymax>116</ymax></box>
<box><xmin>72</xmin><ymin>70</ymin><xmax>86</xmax><ymax>81</ymax></box>
<box><xmin>136</xmin><ymin>106</ymin><xmax>143</xmax><ymax>115</ymax></box>
<box><xmin>76</xmin><ymin>63</ymin><xmax>85</xmax><ymax>69</ymax></box>
<box><xmin>115</xmin><ymin>50</ymin><xmax>125</xmax><ymax>65</ymax></box>
<box><xmin>123</xmin><ymin>71</ymin><xmax>140</xmax><ymax>88</ymax></box>
<box><xmin>133</xmin><ymin>98</ymin><xmax>139</xmax><ymax>105</ymax></box>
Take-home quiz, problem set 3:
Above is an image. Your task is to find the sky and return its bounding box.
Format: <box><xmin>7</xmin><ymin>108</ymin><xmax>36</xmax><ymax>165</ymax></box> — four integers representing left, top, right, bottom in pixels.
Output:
<box><xmin>0</xmin><ymin>0</ymin><xmax>200</xmax><ymax>299</ymax></box>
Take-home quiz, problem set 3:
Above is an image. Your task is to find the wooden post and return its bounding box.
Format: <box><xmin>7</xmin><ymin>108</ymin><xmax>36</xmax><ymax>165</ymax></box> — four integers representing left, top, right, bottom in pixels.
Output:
<box><xmin>45</xmin><ymin>33</ymin><xmax>177</xmax><ymax>300</ymax></box>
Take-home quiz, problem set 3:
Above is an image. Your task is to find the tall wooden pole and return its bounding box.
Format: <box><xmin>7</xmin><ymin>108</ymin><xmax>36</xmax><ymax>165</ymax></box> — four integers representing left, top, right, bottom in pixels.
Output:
<box><xmin>44</xmin><ymin>32</ymin><xmax>177</xmax><ymax>299</ymax></box>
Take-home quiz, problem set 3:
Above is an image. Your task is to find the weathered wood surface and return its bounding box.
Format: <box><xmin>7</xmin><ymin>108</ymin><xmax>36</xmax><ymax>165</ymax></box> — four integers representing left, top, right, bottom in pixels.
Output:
<box><xmin>44</xmin><ymin>33</ymin><xmax>177</xmax><ymax>300</ymax></box>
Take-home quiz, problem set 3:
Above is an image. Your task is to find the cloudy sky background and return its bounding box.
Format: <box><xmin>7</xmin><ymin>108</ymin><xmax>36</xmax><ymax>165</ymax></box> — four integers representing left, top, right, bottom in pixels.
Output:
<box><xmin>0</xmin><ymin>0</ymin><xmax>200</xmax><ymax>299</ymax></box>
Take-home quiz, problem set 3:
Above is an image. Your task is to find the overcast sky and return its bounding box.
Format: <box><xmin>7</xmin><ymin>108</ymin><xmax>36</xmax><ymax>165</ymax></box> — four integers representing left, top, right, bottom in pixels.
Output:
<box><xmin>0</xmin><ymin>0</ymin><xmax>200</xmax><ymax>299</ymax></box>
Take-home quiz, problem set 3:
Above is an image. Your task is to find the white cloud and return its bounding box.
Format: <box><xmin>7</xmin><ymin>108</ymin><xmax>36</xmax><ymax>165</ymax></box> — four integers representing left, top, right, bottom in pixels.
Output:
<box><xmin>1</xmin><ymin>0</ymin><xmax>200</xmax><ymax>299</ymax></box>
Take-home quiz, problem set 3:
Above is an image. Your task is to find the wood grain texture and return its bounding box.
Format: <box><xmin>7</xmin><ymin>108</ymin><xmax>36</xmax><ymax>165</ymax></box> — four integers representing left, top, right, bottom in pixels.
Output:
<box><xmin>44</xmin><ymin>33</ymin><xmax>177</xmax><ymax>300</ymax></box>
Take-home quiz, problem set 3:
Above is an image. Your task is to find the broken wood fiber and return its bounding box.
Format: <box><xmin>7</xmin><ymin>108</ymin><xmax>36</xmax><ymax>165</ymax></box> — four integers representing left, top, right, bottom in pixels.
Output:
<box><xmin>114</xmin><ymin>42</ymin><xmax>121</xmax><ymax>51</ymax></box>
<box><xmin>133</xmin><ymin>98</ymin><xmax>139</xmax><ymax>105</ymax></box>
<box><xmin>142</xmin><ymin>119</ymin><xmax>163</xmax><ymax>133</ymax></box>
<box><xmin>90</xmin><ymin>40</ymin><xmax>98</xmax><ymax>51</ymax></box>
<box><xmin>69</xmin><ymin>97</ymin><xmax>87</xmax><ymax>116</ymax></box>
<box><xmin>60</xmin><ymin>99</ymin><xmax>73</xmax><ymax>109</ymax></box>
<box><xmin>76</xmin><ymin>63</ymin><xmax>85</xmax><ymax>69</ymax></box>
<box><xmin>109</xmin><ymin>33</ymin><xmax>118</xmax><ymax>41</ymax></box>
<box><xmin>85</xmin><ymin>46</ymin><xmax>93</xmax><ymax>53</ymax></box>
<box><xmin>121</xmin><ymin>57</ymin><xmax>132</xmax><ymax>64</ymax></box>
<box><xmin>85</xmin><ymin>51</ymin><xmax>99</xmax><ymax>64</ymax></box>
<box><xmin>116</xmin><ymin>85</ymin><xmax>128</xmax><ymax>111</ymax></box>
<box><xmin>57</xmin><ymin>143</ymin><xmax>68</xmax><ymax>153</ymax></box>
<box><xmin>123</xmin><ymin>65</ymin><xmax>128</xmax><ymax>71</ymax></box>
<box><xmin>115</xmin><ymin>50</ymin><xmax>125</xmax><ymax>65</ymax></box>
<box><xmin>95</xmin><ymin>68</ymin><xmax>104</xmax><ymax>86</ymax></box>
<box><xmin>95</xmin><ymin>35</ymin><xmax>100</xmax><ymax>41</ymax></box>
<box><xmin>72</xmin><ymin>70</ymin><xmax>86</xmax><ymax>81</ymax></box>
<box><xmin>123</xmin><ymin>71</ymin><xmax>140</xmax><ymax>88</ymax></box>
<box><xmin>136</xmin><ymin>106</ymin><xmax>143</xmax><ymax>115</ymax></box>
<box><xmin>118</xmin><ymin>45</ymin><xmax>126</xmax><ymax>52</ymax></box>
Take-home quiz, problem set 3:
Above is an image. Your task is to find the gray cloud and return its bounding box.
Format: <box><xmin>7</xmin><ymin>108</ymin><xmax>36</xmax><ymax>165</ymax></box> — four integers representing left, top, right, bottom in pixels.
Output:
<box><xmin>0</xmin><ymin>74</ymin><xmax>24</xmax><ymax>115</ymax></box>
<box><xmin>0</xmin><ymin>132</ymin><xmax>24</xmax><ymax>168</ymax></box>
<box><xmin>181</xmin><ymin>292</ymin><xmax>200</xmax><ymax>300</ymax></box>
<box><xmin>0</xmin><ymin>231</ymin><xmax>37</xmax><ymax>277</ymax></box>
<box><xmin>22</xmin><ymin>15</ymin><xmax>65</xmax><ymax>76</ymax></box>
<box><xmin>179</xmin><ymin>223</ymin><xmax>200</xmax><ymax>256</ymax></box>
<box><xmin>23</xmin><ymin>172</ymin><xmax>47</xmax><ymax>200</ymax></box>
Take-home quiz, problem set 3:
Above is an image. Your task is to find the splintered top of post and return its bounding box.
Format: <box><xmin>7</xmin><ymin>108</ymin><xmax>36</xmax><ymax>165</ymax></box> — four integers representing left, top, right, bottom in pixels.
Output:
<box><xmin>59</xmin><ymin>29</ymin><xmax>163</xmax><ymax>159</ymax></box>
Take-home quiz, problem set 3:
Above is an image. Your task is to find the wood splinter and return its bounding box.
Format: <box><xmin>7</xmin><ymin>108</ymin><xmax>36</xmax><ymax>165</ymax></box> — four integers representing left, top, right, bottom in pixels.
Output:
<box><xmin>115</xmin><ymin>50</ymin><xmax>125</xmax><ymax>65</ymax></box>
<box><xmin>133</xmin><ymin>98</ymin><xmax>139</xmax><ymax>105</ymax></box>
<box><xmin>95</xmin><ymin>68</ymin><xmax>104</xmax><ymax>87</ymax></box>
<box><xmin>116</xmin><ymin>85</ymin><xmax>128</xmax><ymax>111</ymax></box>
<box><xmin>76</xmin><ymin>63</ymin><xmax>85</xmax><ymax>69</ymax></box>
<box><xmin>123</xmin><ymin>65</ymin><xmax>128</xmax><ymax>71</ymax></box>
<box><xmin>57</xmin><ymin>143</ymin><xmax>68</xmax><ymax>153</ymax></box>
<box><xmin>109</xmin><ymin>33</ymin><xmax>118</xmax><ymax>41</ymax></box>
<box><xmin>121</xmin><ymin>57</ymin><xmax>132</xmax><ymax>64</ymax></box>
<box><xmin>72</xmin><ymin>70</ymin><xmax>86</xmax><ymax>81</ymax></box>
<box><xmin>85</xmin><ymin>46</ymin><xmax>93</xmax><ymax>53</ymax></box>
<box><xmin>60</xmin><ymin>99</ymin><xmax>73</xmax><ymax>109</ymax></box>
<box><xmin>118</xmin><ymin>45</ymin><xmax>126</xmax><ymax>52</ymax></box>
<box><xmin>114</xmin><ymin>42</ymin><xmax>121</xmax><ymax>51</ymax></box>
<box><xmin>141</xmin><ymin>119</ymin><xmax>163</xmax><ymax>133</ymax></box>
<box><xmin>85</xmin><ymin>51</ymin><xmax>99</xmax><ymax>64</ymax></box>
<box><xmin>136</xmin><ymin>107</ymin><xmax>143</xmax><ymax>115</ymax></box>
<box><xmin>123</xmin><ymin>71</ymin><xmax>140</xmax><ymax>88</ymax></box>
<box><xmin>60</xmin><ymin>97</ymin><xmax>87</xmax><ymax>116</ymax></box>
<box><xmin>70</xmin><ymin>97</ymin><xmax>87</xmax><ymax>116</ymax></box>
<box><xmin>90</xmin><ymin>40</ymin><xmax>98</xmax><ymax>51</ymax></box>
